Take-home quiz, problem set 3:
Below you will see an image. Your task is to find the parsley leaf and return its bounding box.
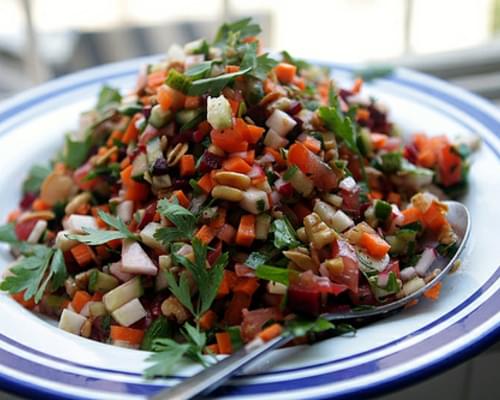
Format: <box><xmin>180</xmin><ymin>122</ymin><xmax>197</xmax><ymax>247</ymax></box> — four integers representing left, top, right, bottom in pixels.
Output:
<box><xmin>141</xmin><ymin>316</ymin><xmax>173</xmax><ymax>351</ymax></box>
<box><xmin>271</xmin><ymin>218</ymin><xmax>299</xmax><ymax>249</ymax></box>
<box><xmin>22</xmin><ymin>165</ymin><xmax>51</xmax><ymax>194</ymax></box>
<box><xmin>64</xmin><ymin>133</ymin><xmax>92</xmax><ymax>169</ymax></box>
<box><xmin>241</xmin><ymin>42</ymin><xmax>277</xmax><ymax>80</ymax></box>
<box><xmin>96</xmin><ymin>85</ymin><xmax>122</xmax><ymax>112</ymax></box>
<box><xmin>169</xmin><ymin>239</ymin><xmax>228</xmax><ymax>319</ymax></box>
<box><xmin>255</xmin><ymin>264</ymin><xmax>296</xmax><ymax>286</ymax></box>
<box><xmin>188</xmin><ymin>67</ymin><xmax>252</xmax><ymax>96</ymax></box>
<box><xmin>0</xmin><ymin>248</ymin><xmax>67</xmax><ymax>303</ymax></box>
<box><xmin>285</xmin><ymin>317</ymin><xmax>335</xmax><ymax>337</ymax></box>
<box><xmin>185</xmin><ymin>61</ymin><xmax>214</xmax><ymax>80</ymax></box>
<box><xmin>213</xmin><ymin>18</ymin><xmax>262</xmax><ymax>47</ymax></box>
<box><xmin>281</xmin><ymin>50</ymin><xmax>311</xmax><ymax>72</ymax></box>
<box><xmin>67</xmin><ymin>210</ymin><xmax>137</xmax><ymax>245</ymax></box>
<box><xmin>154</xmin><ymin>198</ymin><xmax>197</xmax><ymax>245</ymax></box>
<box><xmin>0</xmin><ymin>223</ymin><xmax>18</xmax><ymax>243</ymax></box>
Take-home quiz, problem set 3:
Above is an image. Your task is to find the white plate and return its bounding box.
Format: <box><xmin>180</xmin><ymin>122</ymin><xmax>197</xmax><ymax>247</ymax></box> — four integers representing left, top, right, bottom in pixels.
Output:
<box><xmin>0</xmin><ymin>57</ymin><xmax>499</xmax><ymax>400</ymax></box>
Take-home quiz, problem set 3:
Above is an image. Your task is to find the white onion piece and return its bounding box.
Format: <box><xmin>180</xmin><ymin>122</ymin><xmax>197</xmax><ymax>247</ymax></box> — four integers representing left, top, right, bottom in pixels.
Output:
<box><xmin>400</xmin><ymin>266</ymin><xmax>417</xmax><ymax>282</ymax></box>
<box><xmin>415</xmin><ymin>248</ymin><xmax>437</xmax><ymax>277</ymax></box>
<box><xmin>117</xmin><ymin>200</ymin><xmax>134</xmax><ymax>224</ymax></box>
<box><xmin>109</xmin><ymin>261</ymin><xmax>134</xmax><ymax>282</ymax></box>
<box><xmin>265</xmin><ymin>109</ymin><xmax>297</xmax><ymax>136</ymax></box>
<box><xmin>339</xmin><ymin>176</ymin><xmax>357</xmax><ymax>192</ymax></box>
<box><xmin>263</xmin><ymin>129</ymin><xmax>288</xmax><ymax>149</ymax></box>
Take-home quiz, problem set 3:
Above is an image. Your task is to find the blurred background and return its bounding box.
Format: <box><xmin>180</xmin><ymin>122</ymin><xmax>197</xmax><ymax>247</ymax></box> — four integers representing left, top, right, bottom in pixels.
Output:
<box><xmin>0</xmin><ymin>1</ymin><xmax>499</xmax><ymax>399</ymax></box>
<box><xmin>1</xmin><ymin>0</ymin><xmax>500</xmax><ymax>105</ymax></box>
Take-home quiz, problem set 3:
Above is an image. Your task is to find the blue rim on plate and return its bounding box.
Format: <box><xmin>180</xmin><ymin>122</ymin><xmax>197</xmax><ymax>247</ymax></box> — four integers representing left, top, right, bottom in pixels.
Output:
<box><xmin>0</xmin><ymin>57</ymin><xmax>498</xmax><ymax>400</ymax></box>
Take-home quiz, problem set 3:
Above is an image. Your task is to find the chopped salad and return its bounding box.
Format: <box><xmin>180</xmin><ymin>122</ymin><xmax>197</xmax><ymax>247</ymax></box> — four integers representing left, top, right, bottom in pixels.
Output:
<box><xmin>0</xmin><ymin>19</ymin><xmax>475</xmax><ymax>376</ymax></box>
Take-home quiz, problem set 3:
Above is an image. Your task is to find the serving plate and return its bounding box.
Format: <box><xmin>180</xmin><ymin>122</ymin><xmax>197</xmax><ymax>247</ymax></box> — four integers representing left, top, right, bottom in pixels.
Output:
<box><xmin>0</xmin><ymin>56</ymin><xmax>498</xmax><ymax>400</ymax></box>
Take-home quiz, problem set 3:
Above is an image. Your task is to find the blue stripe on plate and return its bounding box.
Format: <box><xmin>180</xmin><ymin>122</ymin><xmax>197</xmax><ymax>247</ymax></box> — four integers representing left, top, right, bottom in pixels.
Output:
<box><xmin>0</xmin><ymin>61</ymin><xmax>499</xmax><ymax>399</ymax></box>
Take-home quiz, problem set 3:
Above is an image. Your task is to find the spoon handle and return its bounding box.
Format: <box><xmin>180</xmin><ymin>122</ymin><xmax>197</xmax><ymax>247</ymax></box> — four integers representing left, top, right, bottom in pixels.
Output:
<box><xmin>151</xmin><ymin>333</ymin><xmax>292</xmax><ymax>400</ymax></box>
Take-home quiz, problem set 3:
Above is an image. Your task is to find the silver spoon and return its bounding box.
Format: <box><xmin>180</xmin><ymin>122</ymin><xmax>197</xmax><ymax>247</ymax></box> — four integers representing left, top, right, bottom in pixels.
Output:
<box><xmin>151</xmin><ymin>200</ymin><xmax>470</xmax><ymax>400</ymax></box>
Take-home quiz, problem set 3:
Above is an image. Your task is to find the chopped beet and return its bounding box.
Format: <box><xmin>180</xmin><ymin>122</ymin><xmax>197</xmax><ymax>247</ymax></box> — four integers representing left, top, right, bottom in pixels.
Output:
<box><xmin>142</xmin><ymin>105</ymin><xmax>152</xmax><ymax>119</ymax></box>
<box><xmin>246</xmin><ymin>105</ymin><xmax>267</xmax><ymax>126</ymax></box>
<box><xmin>19</xmin><ymin>192</ymin><xmax>37</xmax><ymax>210</ymax></box>
<box><xmin>137</xmin><ymin>201</ymin><xmax>157</xmax><ymax>230</ymax></box>
<box><xmin>151</xmin><ymin>158</ymin><xmax>169</xmax><ymax>176</ymax></box>
<box><xmin>171</xmin><ymin>178</ymin><xmax>191</xmax><ymax>192</ymax></box>
<box><xmin>287</xmin><ymin>284</ymin><xmax>321</xmax><ymax>316</ymax></box>
<box><xmin>198</xmin><ymin>151</ymin><xmax>222</xmax><ymax>173</ymax></box>
<box><xmin>170</xmin><ymin>130</ymin><xmax>194</xmax><ymax>146</ymax></box>
<box><xmin>288</xmin><ymin>101</ymin><xmax>302</xmax><ymax>116</ymax></box>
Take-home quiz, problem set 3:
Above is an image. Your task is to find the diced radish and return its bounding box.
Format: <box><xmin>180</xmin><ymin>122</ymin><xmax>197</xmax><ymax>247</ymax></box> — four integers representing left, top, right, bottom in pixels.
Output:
<box><xmin>239</xmin><ymin>188</ymin><xmax>270</xmax><ymax>214</ymax></box>
<box><xmin>109</xmin><ymin>261</ymin><xmax>134</xmax><ymax>282</ymax></box>
<box><xmin>415</xmin><ymin>247</ymin><xmax>437</xmax><ymax>277</ymax></box>
<box><xmin>339</xmin><ymin>176</ymin><xmax>357</xmax><ymax>192</ymax></box>
<box><xmin>139</xmin><ymin>222</ymin><xmax>165</xmax><ymax>251</ymax></box>
<box><xmin>400</xmin><ymin>266</ymin><xmax>417</xmax><ymax>282</ymax></box>
<box><xmin>275</xmin><ymin>179</ymin><xmax>294</xmax><ymax>197</ymax></box>
<box><xmin>58</xmin><ymin>309</ymin><xmax>87</xmax><ymax>335</ymax></box>
<box><xmin>121</xmin><ymin>239</ymin><xmax>158</xmax><ymax>276</ymax></box>
<box><xmin>248</xmin><ymin>164</ymin><xmax>265</xmax><ymax>179</ymax></box>
<box><xmin>26</xmin><ymin>220</ymin><xmax>47</xmax><ymax>244</ymax></box>
<box><xmin>265</xmin><ymin>109</ymin><xmax>297</xmax><ymax>136</ymax></box>
<box><xmin>330</xmin><ymin>210</ymin><xmax>354</xmax><ymax>233</ymax></box>
<box><xmin>116</xmin><ymin>201</ymin><xmax>134</xmax><ymax>224</ymax></box>
<box><xmin>63</xmin><ymin>215</ymin><xmax>98</xmax><ymax>233</ymax></box>
<box><xmin>255</xmin><ymin>214</ymin><xmax>272</xmax><ymax>240</ymax></box>
<box><xmin>111</xmin><ymin>298</ymin><xmax>146</xmax><ymax>327</ymax></box>
<box><xmin>263</xmin><ymin>129</ymin><xmax>288</xmax><ymax>149</ymax></box>
<box><xmin>267</xmin><ymin>281</ymin><xmax>287</xmax><ymax>295</ymax></box>
<box><xmin>103</xmin><ymin>276</ymin><xmax>143</xmax><ymax>312</ymax></box>
<box><xmin>401</xmin><ymin>276</ymin><xmax>426</xmax><ymax>296</ymax></box>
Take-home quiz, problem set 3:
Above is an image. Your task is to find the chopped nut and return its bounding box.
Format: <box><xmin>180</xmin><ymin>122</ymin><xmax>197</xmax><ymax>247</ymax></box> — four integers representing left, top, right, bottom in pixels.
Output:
<box><xmin>40</xmin><ymin>172</ymin><xmax>76</xmax><ymax>206</ymax></box>
<box><xmin>296</xmin><ymin>227</ymin><xmax>308</xmax><ymax>242</ymax></box>
<box><xmin>211</xmin><ymin>185</ymin><xmax>244</xmax><ymax>202</ymax></box>
<box><xmin>303</xmin><ymin>212</ymin><xmax>336</xmax><ymax>249</ymax></box>
<box><xmin>214</xmin><ymin>171</ymin><xmax>251</xmax><ymax>189</ymax></box>
<box><xmin>283</xmin><ymin>250</ymin><xmax>318</xmax><ymax>271</ymax></box>
<box><xmin>65</xmin><ymin>192</ymin><xmax>92</xmax><ymax>215</ymax></box>
<box><xmin>18</xmin><ymin>210</ymin><xmax>56</xmax><ymax>222</ymax></box>
<box><xmin>161</xmin><ymin>296</ymin><xmax>190</xmax><ymax>324</ymax></box>
<box><xmin>166</xmin><ymin>142</ymin><xmax>188</xmax><ymax>166</ymax></box>
<box><xmin>80</xmin><ymin>319</ymin><xmax>92</xmax><ymax>338</ymax></box>
<box><xmin>94</xmin><ymin>146</ymin><xmax>118</xmax><ymax>166</ymax></box>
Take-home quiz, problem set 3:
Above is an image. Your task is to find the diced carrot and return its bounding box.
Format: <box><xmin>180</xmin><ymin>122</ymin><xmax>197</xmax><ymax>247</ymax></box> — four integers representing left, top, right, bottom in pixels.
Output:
<box><xmin>157</xmin><ymin>85</ymin><xmax>173</xmax><ymax>111</ymax></box>
<box><xmin>107</xmin><ymin>238</ymin><xmax>122</xmax><ymax>250</ymax></box>
<box><xmin>91</xmin><ymin>205</ymin><xmax>110</xmax><ymax>229</ymax></box>
<box><xmin>210</xmin><ymin>126</ymin><xmax>248</xmax><ymax>153</ymax></box>
<box><xmin>120</xmin><ymin>156</ymin><xmax>131</xmax><ymax>170</ymax></box>
<box><xmin>236</xmin><ymin>215</ymin><xmax>256</xmax><ymax>247</ymax></box>
<box><xmin>184</xmin><ymin>95</ymin><xmax>200</xmax><ymax>109</ymax></box>
<box><xmin>386</xmin><ymin>192</ymin><xmax>401</xmax><ymax>206</ymax></box>
<box><xmin>110</xmin><ymin>326</ymin><xmax>145</xmax><ymax>345</ymax></box>
<box><xmin>71</xmin><ymin>290</ymin><xmax>92</xmax><ymax>313</ymax></box>
<box><xmin>275</xmin><ymin>62</ymin><xmax>296</xmax><ymax>84</ymax></box>
<box><xmin>199</xmin><ymin>310</ymin><xmax>217</xmax><ymax>331</ymax></box>
<box><xmin>95</xmin><ymin>245</ymin><xmax>109</xmax><ymax>260</ymax></box>
<box><xmin>70</xmin><ymin>244</ymin><xmax>95</xmax><ymax>268</ymax></box>
<box><xmin>122</xmin><ymin>115</ymin><xmax>141</xmax><ymax>145</ymax></box>
<box><xmin>402</xmin><ymin>207</ymin><xmax>422</xmax><ymax>225</ymax></box>
<box><xmin>107</xmin><ymin>130</ymin><xmax>123</xmax><ymax>148</ymax></box>
<box><xmin>293</xmin><ymin>203</ymin><xmax>312</xmax><ymax>222</ymax></box>
<box><xmin>243</xmin><ymin>124</ymin><xmax>265</xmax><ymax>144</ymax></box>
<box><xmin>210</xmin><ymin>208</ymin><xmax>226</xmax><ymax>230</ymax></box>
<box><xmin>405</xmin><ymin>299</ymin><xmax>419</xmax><ymax>309</ymax></box>
<box><xmin>225</xmin><ymin>65</ymin><xmax>240</xmax><ymax>73</ymax></box>
<box><xmin>371</xmin><ymin>133</ymin><xmax>388</xmax><ymax>150</ymax></box>
<box><xmin>359</xmin><ymin>232</ymin><xmax>391</xmax><ymax>259</ymax></box>
<box><xmin>216</xmin><ymin>332</ymin><xmax>233</xmax><ymax>354</ymax></box>
<box><xmin>120</xmin><ymin>165</ymin><xmax>149</xmax><ymax>202</ymax></box>
<box><xmin>234</xmin><ymin>277</ymin><xmax>259</xmax><ymax>296</ymax></box>
<box><xmin>147</xmin><ymin>69</ymin><xmax>167</xmax><ymax>88</ymax></box>
<box><xmin>421</xmin><ymin>202</ymin><xmax>447</xmax><ymax>231</ymax></box>
<box><xmin>217</xmin><ymin>270</ymin><xmax>237</xmax><ymax>298</ymax></box>
<box><xmin>128</xmin><ymin>218</ymin><xmax>138</xmax><ymax>233</ymax></box>
<box><xmin>197</xmin><ymin>173</ymin><xmax>215</xmax><ymax>194</ymax></box>
<box><xmin>224</xmin><ymin>292</ymin><xmax>251</xmax><ymax>325</ymax></box>
<box><xmin>53</xmin><ymin>162</ymin><xmax>66</xmax><ymax>174</ymax></box>
<box><xmin>7</xmin><ymin>209</ymin><xmax>21</xmax><ymax>223</ymax></box>
<box><xmin>352</xmin><ymin>77</ymin><xmax>363</xmax><ymax>94</ymax></box>
<box><xmin>223</xmin><ymin>157</ymin><xmax>252</xmax><ymax>174</ymax></box>
<box><xmin>12</xmin><ymin>291</ymin><xmax>35</xmax><ymax>310</ymax></box>
<box><xmin>32</xmin><ymin>198</ymin><xmax>50</xmax><ymax>211</ymax></box>
<box><xmin>75</xmin><ymin>203</ymin><xmax>91</xmax><ymax>215</ymax></box>
<box><xmin>438</xmin><ymin>144</ymin><xmax>462</xmax><ymax>187</ymax></box>
<box><xmin>302</xmin><ymin>136</ymin><xmax>321</xmax><ymax>154</ymax></box>
<box><xmin>195</xmin><ymin>225</ymin><xmax>216</xmax><ymax>245</ymax></box>
<box><xmin>91</xmin><ymin>292</ymin><xmax>104</xmax><ymax>301</ymax></box>
<box><xmin>179</xmin><ymin>154</ymin><xmax>195</xmax><ymax>177</ymax></box>
<box><xmin>228</xmin><ymin>98</ymin><xmax>240</xmax><ymax>116</ymax></box>
<box><xmin>424</xmin><ymin>282</ymin><xmax>442</xmax><ymax>301</ymax></box>
<box><xmin>356</xmin><ymin>108</ymin><xmax>370</xmax><ymax>122</ymax></box>
<box><xmin>258</xmin><ymin>323</ymin><xmax>283</xmax><ymax>342</ymax></box>
<box><xmin>251</xmin><ymin>176</ymin><xmax>267</xmax><ymax>186</ymax></box>
<box><xmin>173</xmin><ymin>190</ymin><xmax>190</xmax><ymax>209</ymax></box>
<box><xmin>97</xmin><ymin>146</ymin><xmax>108</xmax><ymax>157</ymax></box>
<box><xmin>198</xmin><ymin>120</ymin><xmax>212</xmax><ymax>135</ymax></box>
<box><xmin>264</xmin><ymin>147</ymin><xmax>286</xmax><ymax>166</ymax></box>
<box><xmin>369</xmin><ymin>191</ymin><xmax>383</xmax><ymax>200</ymax></box>
<box><xmin>417</xmin><ymin>149</ymin><xmax>436</xmax><ymax>168</ymax></box>
<box><xmin>216</xmin><ymin>223</ymin><xmax>236</xmax><ymax>244</ymax></box>
<box><xmin>204</xmin><ymin>344</ymin><xmax>220</xmax><ymax>355</ymax></box>
<box><xmin>287</xmin><ymin>142</ymin><xmax>311</xmax><ymax>173</ymax></box>
<box><xmin>292</xmin><ymin>76</ymin><xmax>305</xmax><ymax>90</ymax></box>
<box><xmin>412</xmin><ymin>133</ymin><xmax>429</xmax><ymax>152</ymax></box>
<box><xmin>263</xmin><ymin>78</ymin><xmax>276</xmax><ymax>94</ymax></box>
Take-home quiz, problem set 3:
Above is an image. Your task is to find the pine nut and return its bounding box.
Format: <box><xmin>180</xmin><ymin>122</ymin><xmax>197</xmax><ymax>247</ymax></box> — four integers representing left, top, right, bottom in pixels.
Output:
<box><xmin>211</xmin><ymin>185</ymin><xmax>244</xmax><ymax>201</ymax></box>
<box><xmin>214</xmin><ymin>171</ymin><xmax>251</xmax><ymax>189</ymax></box>
<box><xmin>208</xmin><ymin>144</ymin><xmax>225</xmax><ymax>157</ymax></box>
<box><xmin>65</xmin><ymin>192</ymin><xmax>91</xmax><ymax>215</ymax></box>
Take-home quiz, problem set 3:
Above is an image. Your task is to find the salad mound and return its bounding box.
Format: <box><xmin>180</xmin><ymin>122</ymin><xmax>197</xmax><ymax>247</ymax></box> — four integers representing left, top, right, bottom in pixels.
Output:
<box><xmin>0</xmin><ymin>19</ymin><xmax>474</xmax><ymax>376</ymax></box>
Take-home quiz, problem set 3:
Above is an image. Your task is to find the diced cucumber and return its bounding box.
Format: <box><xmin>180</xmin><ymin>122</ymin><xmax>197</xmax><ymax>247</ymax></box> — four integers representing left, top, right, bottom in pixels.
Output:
<box><xmin>111</xmin><ymin>298</ymin><xmax>146</xmax><ymax>327</ymax></box>
<box><xmin>176</xmin><ymin>108</ymin><xmax>203</xmax><ymax>126</ymax></box>
<box><xmin>207</xmin><ymin>95</ymin><xmax>232</xmax><ymax>129</ymax></box>
<box><xmin>131</xmin><ymin>152</ymin><xmax>148</xmax><ymax>180</ymax></box>
<box><xmin>88</xmin><ymin>270</ymin><xmax>119</xmax><ymax>294</ymax></box>
<box><xmin>239</xmin><ymin>188</ymin><xmax>270</xmax><ymax>214</ymax></box>
<box><xmin>59</xmin><ymin>309</ymin><xmax>87</xmax><ymax>335</ymax></box>
<box><xmin>356</xmin><ymin>248</ymin><xmax>390</xmax><ymax>274</ymax></box>
<box><xmin>139</xmin><ymin>222</ymin><xmax>165</xmax><ymax>251</ymax></box>
<box><xmin>255</xmin><ymin>214</ymin><xmax>272</xmax><ymax>240</ymax></box>
<box><xmin>146</xmin><ymin>137</ymin><xmax>163</xmax><ymax>170</ymax></box>
<box><xmin>55</xmin><ymin>230</ymin><xmax>79</xmax><ymax>251</ymax></box>
<box><xmin>141</xmin><ymin>316</ymin><xmax>173</xmax><ymax>350</ymax></box>
<box><xmin>89</xmin><ymin>301</ymin><xmax>107</xmax><ymax>318</ymax></box>
<box><xmin>151</xmin><ymin>174</ymin><xmax>172</xmax><ymax>190</ymax></box>
<box><xmin>288</xmin><ymin>168</ymin><xmax>314</xmax><ymax>197</ymax></box>
<box><xmin>118</xmin><ymin>103</ymin><xmax>143</xmax><ymax>116</ymax></box>
<box><xmin>374</xmin><ymin>200</ymin><xmax>392</xmax><ymax>220</ymax></box>
<box><xmin>149</xmin><ymin>104</ymin><xmax>172</xmax><ymax>128</ymax></box>
<box><xmin>357</xmin><ymin>127</ymin><xmax>373</xmax><ymax>157</ymax></box>
<box><xmin>103</xmin><ymin>276</ymin><xmax>143</xmax><ymax>312</ymax></box>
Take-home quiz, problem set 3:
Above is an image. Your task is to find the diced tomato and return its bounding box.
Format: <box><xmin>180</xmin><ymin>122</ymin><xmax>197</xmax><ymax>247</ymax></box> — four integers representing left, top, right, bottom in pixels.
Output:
<box><xmin>330</xmin><ymin>240</ymin><xmax>360</xmax><ymax>294</ymax></box>
<box><xmin>241</xmin><ymin>307</ymin><xmax>283</xmax><ymax>342</ymax></box>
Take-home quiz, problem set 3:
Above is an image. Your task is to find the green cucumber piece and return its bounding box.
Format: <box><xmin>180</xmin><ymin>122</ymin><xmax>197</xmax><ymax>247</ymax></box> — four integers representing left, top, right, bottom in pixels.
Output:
<box><xmin>131</xmin><ymin>152</ymin><xmax>148</xmax><ymax>180</ymax></box>
<box><xmin>374</xmin><ymin>200</ymin><xmax>392</xmax><ymax>220</ymax></box>
<box><xmin>149</xmin><ymin>104</ymin><xmax>172</xmax><ymax>128</ymax></box>
<box><xmin>88</xmin><ymin>270</ymin><xmax>119</xmax><ymax>294</ymax></box>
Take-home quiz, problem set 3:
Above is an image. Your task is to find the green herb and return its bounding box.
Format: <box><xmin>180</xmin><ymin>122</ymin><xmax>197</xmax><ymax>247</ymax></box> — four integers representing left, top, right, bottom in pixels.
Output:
<box><xmin>180</xmin><ymin>110</ymin><xmax>206</xmax><ymax>133</ymax></box>
<box><xmin>0</xmin><ymin>247</ymin><xmax>67</xmax><ymax>303</ymax></box>
<box><xmin>96</xmin><ymin>85</ymin><xmax>122</xmax><ymax>112</ymax></box>
<box><xmin>188</xmin><ymin>68</ymin><xmax>252</xmax><ymax>96</ymax></box>
<box><xmin>227</xmin><ymin>326</ymin><xmax>244</xmax><ymax>352</ymax></box>
<box><xmin>165</xmin><ymin>69</ymin><xmax>192</xmax><ymax>93</ymax></box>
<box><xmin>285</xmin><ymin>317</ymin><xmax>335</xmax><ymax>337</ymax></box>
<box><xmin>374</xmin><ymin>199</ymin><xmax>392</xmax><ymax>220</ymax></box>
<box><xmin>380</xmin><ymin>152</ymin><xmax>402</xmax><ymax>173</ymax></box>
<box><xmin>167</xmin><ymin>238</ymin><xmax>228</xmax><ymax>320</ymax></box>
<box><xmin>436</xmin><ymin>241</ymin><xmax>458</xmax><ymax>258</ymax></box>
<box><xmin>213</xmin><ymin>18</ymin><xmax>262</xmax><ymax>47</ymax></box>
<box><xmin>241</xmin><ymin>42</ymin><xmax>278</xmax><ymax>80</ymax></box>
<box><xmin>154</xmin><ymin>198</ymin><xmax>197</xmax><ymax>245</ymax></box>
<box><xmin>255</xmin><ymin>265</ymin><xmax>295</xmax><ymax>286</ymax></box>
<box><xmin>85</xmin><ymin>163</ymin><xmax>121</xmax><ymax>181</ymax></box>
<box><xmin>22</xmin><ymin>165</ymin><xmax>51</xmax><ymax>194</ymax></box>
<box><xmin>0</xmin><ymin>223</ymin><xmax>18</xmax><ymax>243</ymax></box>
<box><xmin>64</xmin><ymin>134</ymin><xmax>92</xmax><ymax>169</ymax></box>
<box><xmin>185</xmin><ymin>61</ymin><xmax>214</xmax><ymax>79</ymax></box>
<box><xmin>271</xmin><ymin>218</ymin><xmax>299</xmax><ymax>249</ymax></box>
<box><xmin>245</xmin><ymin>246</ymin><xmax>277</xmax><ymax>269</ymax></box>
<box><xmin>282</xmin><ymin>165</ymin><xmax>298</xmax><ymax>181</ymax></box>
<box><xmin>354</xmin><ymin>65</ymin><xmax>394</xmax><ymax>82</ymax></box>
<box><xmin>67</xmin><ymin>210</ymin><xmax>138</xmax><ymax>245</ymax></box>
<box><xmin>281</xmin><ymin>50</ymin><xmax>311</xmax><ymax>72</ymax></box>
<box><xmin>141</xmin><ymin>316</ymin><xmax>173</xmax><ymax>351</ymax></box>
<box><xmin>118</xmin><ymin>103</ymin><xmax>143</xmax><ymax>116</ymax></box>
<box><xmin>265</xmin><ymin>169</ymin><xmax>278</xmax><ymax>185</ymax></box>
